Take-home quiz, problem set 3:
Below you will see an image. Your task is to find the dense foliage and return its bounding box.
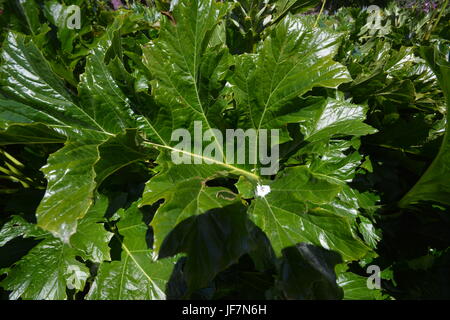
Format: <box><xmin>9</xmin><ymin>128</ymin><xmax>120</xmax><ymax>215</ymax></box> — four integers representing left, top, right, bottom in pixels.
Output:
<box><xmin>0</xmin><ymin>0</ymin><xmax>449</xmax><ymax>300</ymax></box>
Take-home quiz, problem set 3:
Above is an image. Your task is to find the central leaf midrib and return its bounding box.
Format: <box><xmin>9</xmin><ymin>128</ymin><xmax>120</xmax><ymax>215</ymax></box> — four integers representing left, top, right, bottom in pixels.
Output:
<box><xmin>143</xmin><ymin>140</ymin><xmax>260</xmax><ymax>180</ymax></box>
<box><xmin>173</xmin><ymin>4</ymin><xmax>226</xmax><ymax>161</ymax></box>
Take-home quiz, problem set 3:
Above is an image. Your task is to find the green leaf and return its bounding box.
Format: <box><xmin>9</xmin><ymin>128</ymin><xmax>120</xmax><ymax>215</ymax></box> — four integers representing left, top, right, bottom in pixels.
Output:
<box><xmin>142</xmin><ymin>0</ymin><xmax>232</xmax><ymax>139</ymax></box>
<box><xmin>141</xmin><ymin>153</ymin><xmax>239</xmax><ymax>252</ymax></box>
<box><xmin>231</xmin><ymin>15</ymin><xmax>351</xmax><ymax>136</ymax></box>
<box><xmin>43</xmin><ymin>0</ymin><xmax>87</xmax><ymax>54</ymax></box>
<box><xmin>159</xmin><ymin>204</ymin><xmax>250</xmax><ymax>291</ymax></box>
<box><xmin>0</xmin><ymin>195</ymin><xmax>116</xmax><ymax>299</ymax></box>
<box><xmin>235</xmin><ymin>175</ymin><xmax>255</xmax><ymax>199</ymax></box>
<box><xmin>94</xmin><ymin>129</ymin><xmax>148</xmax><ymax>187</ymax></box>
<box><xmin>0</xmin><ymin>32</ymin><xmax>101</xmax><ymax>133</ymax></box>
<box><xmin>139</xmin><ymin>6</ymin><xmax>374</xmax><ymax>264</ymax></box>
<box><xmin>0</xmin><ymin>26</ymin><xmax>142</xmax><ymax>240</ymax></box>
<box><xmin>69</xmin><ymin>195</ymin><xmax>114</xmax><ymax>263</ymax></box>
<box><xmin>400</xmin><ymin>44</ymin><xmax>450</xmax><ymax>207</ymax></box>
<box><xmin>0</xmin><ymin>216</ymin><xmax>47</xmax><ymax>246</ymax></box>
<box><xmin>139</xmin><ymin>0</ymin><xmax>263</xmax><ymax>256</ymax></box>
<box><xmin>86</xmin><ymin>203</ymin><xmax>177</xmax><ymax>300</ymax></box>
<box><xmin>357</xmin><ymin>216</ymin><xmax>382</xmax><ymax>249</ymax></box>
<box><xmin>37</xmin><ymin>137</ymin><xmax>102</xmax><ymax>242</ymax></box>
<box><xmin>294</xmin><ymin>97</ymin><xmax>377</xmax><ymax>143</ymax></box>
<box><xmin>277</xmin><ymin>243</ymin><xmax>343</xmax><ymax>300</ymax></box>
<box><xmin>337</xmin><ymin>272</ymin><xmax>387</xmax><ymax>300</ymax></box>
<box><xmin>275</xmin><ymin>0</ymin><xmax>321</xmax><ymax>21</ymax></box>
<box><xmin>6</xmin><ymin>0</ymin><xmax>43</xmax><ymax>36</ymax></box>
<box><xmin>78</xmin><ymin>18</ymin><xmax>137</xmax><ymax>134</ymax></box>
<box><xmin>0</xmin><ymin>122</ymin><xmax>65</xmax><ymax>145</ymax></box>
<box><xmin>249</xmin><ymin>166</ymin><xmax>370</xmax><ymax>260</ymax></box>
<box><xmin>0</xmin><ymin>33</ymin><xmax>111</xmax><ymax>242</ymax></box>
<box><xmin>1</xmin><ymin>238</ymin><xmax>89</xmax><ymax>300</ymax></box>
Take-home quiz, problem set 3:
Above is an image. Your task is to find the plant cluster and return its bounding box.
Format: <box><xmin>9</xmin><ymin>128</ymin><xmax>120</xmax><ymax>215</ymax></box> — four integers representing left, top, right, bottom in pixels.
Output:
<box><xmin>0</xmin><ymin>0</ymin><xmax>449</xmax><ymax>300</ymax></box>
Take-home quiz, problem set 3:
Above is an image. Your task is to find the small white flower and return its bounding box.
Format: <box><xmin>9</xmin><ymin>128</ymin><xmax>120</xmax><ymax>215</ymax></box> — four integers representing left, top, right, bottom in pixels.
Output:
<box><xmin>256</xmin><ymin>185</ymin><xmax>271</xmax><ymax>198</ymax></box>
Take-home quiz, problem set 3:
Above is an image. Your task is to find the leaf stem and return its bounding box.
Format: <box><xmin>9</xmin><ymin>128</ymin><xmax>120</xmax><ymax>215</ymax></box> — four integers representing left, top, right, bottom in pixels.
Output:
<box><xmin>142</xmin><ymin>140</ymin><xmax>261</xmax><ymax>181</ymax></box>
<box><xmin>0</xmin><ymin>149</ymin><xmax>25</xmax><ymax>168</ymax></box>
<box><xmin>425</xmin><ymin>0</ymin><xmax>448</xmax><ymax>41</ymax></box>
<box><xmin>313</xmin><ymin>0</ymin><xmax>327</xmax><ymax>29</ymax></box>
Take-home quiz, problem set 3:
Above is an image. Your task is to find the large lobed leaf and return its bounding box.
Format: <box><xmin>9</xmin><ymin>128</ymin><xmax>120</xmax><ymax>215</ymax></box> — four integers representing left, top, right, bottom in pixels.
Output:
<box><xmin>86</xmin><ymin>203</ymin><xmax>177</xmax><ymax>300</ymax></box>
<box><xmin>0</xmin><ymin>197</ymin><xmax>113</xmax><ymax>299</ymax></box>
<box><xmin>400</xmin><ymin>44</ymin><xmax>450</xmax><ymax>207</ymax></box>
<box><xmin>140</xmin><ymin>2</ymin><xmax>372</xmax><ymax>265</ymax></box>
<box><xmin>0</xmin><ymin>197</ymin><xmax>176</xmax><ymax>300</ymax></box>
<box><xmin>0</xmin><ymin>17</ymin><xmax>143</xmax><ymax>241</ymax></box>
<box><xmin>246</xmin><ymin>166</ymin><xmax>370</xmax><ymax>260</ymax></box>
<box><xmin>231</xmin><ymin>15</ymin><xmax>352</xmax><ymax>140</ymax></box>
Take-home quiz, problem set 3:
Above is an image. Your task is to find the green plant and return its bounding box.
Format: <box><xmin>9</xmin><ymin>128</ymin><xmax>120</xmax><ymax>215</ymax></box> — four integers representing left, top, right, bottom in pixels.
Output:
<box><xmin>0</xmin><ymin>0</ymin><xmax>448</xmax><ymax>300</ymax></box>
